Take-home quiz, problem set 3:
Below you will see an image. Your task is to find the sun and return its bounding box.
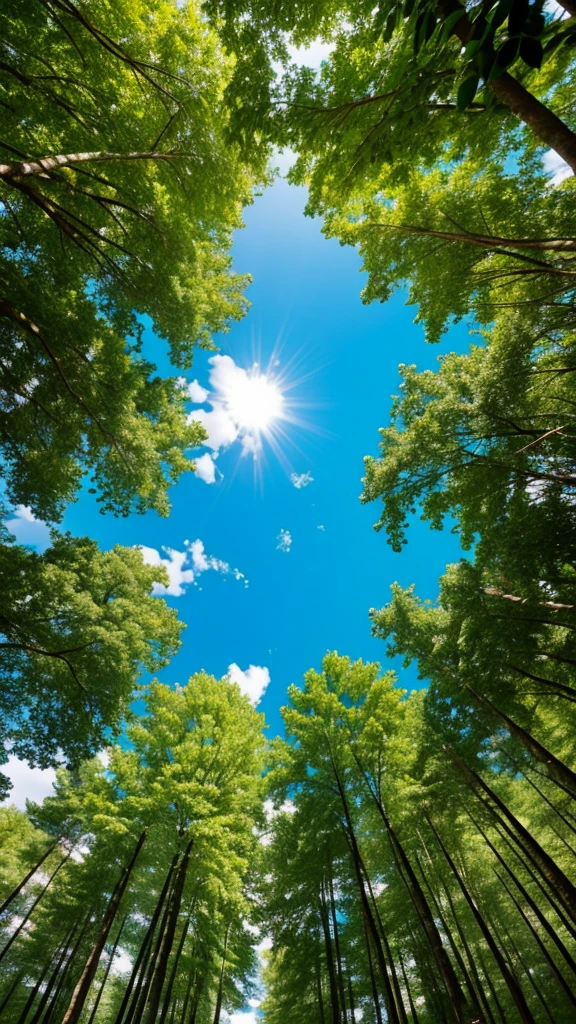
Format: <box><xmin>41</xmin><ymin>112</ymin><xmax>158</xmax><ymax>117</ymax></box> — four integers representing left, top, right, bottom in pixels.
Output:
<box><xmin>223</xmin><ymin>365</ymin><xmax>284</xmax><ymax>434</ymax></box>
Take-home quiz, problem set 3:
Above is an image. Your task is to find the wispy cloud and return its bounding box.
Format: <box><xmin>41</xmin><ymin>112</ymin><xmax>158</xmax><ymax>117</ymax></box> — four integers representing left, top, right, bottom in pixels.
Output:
<box><xmin>5</xmin><ymin>505</ymin><xmax>51</xmax><ymax>552</ymax></box>
<box><xmin>276</xmin><ymin>529</ymin><xmax>292</xmax><ymax>553</ymax></box>
<box><xmin>290</xmin><ymin>470</ymin><xmax>313</xmax><ymax>489</ymax></box>
<box><xmin>1</xmin><ymin>756</ymin><xmax>57</xmax><ymax>809</ymax></box>
<box><xmin>227</xmin><ymin>663</ymin><xmax>270</xmax><ymax>705</ymax></box>
<box><xmin>139</xmin><ymin>538</ymin><xmax>248</xmax><ymax>597</ymax></box>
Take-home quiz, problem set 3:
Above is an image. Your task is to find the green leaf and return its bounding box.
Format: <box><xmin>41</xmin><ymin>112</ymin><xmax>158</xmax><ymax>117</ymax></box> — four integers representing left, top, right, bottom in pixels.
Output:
<box><xmin>440</xmin><ymin>8</ymin><xmax>466</xmax><ymax>40</ymax></box>
<box><xmin>486</xmin><ymin>0</ymin><xmax>514</xmax><ymax>29</ymax></box>
<box><xmin>488</xmin><ymin>36</ymin><xmax>520</xmax><ymax>79</ymax></box>
<box><xmin>457</xmin><ymin>74</ymin><xmax>480</xmax><ymax>110</ymax></box>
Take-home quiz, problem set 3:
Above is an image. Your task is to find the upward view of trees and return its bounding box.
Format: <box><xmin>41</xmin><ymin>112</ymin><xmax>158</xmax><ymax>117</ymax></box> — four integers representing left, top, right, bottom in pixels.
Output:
<box><xmin>2</xmin><ymin>0</ymin><xmax>576</xmax><ymax>1021</ymax></box>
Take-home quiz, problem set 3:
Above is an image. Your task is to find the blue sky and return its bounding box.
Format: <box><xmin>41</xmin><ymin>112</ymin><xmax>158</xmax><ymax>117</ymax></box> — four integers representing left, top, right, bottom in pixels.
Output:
<box><xmin>9</xmin><ymin>174</ymin><xmax>469</xmax><ymax>747</ymax></box>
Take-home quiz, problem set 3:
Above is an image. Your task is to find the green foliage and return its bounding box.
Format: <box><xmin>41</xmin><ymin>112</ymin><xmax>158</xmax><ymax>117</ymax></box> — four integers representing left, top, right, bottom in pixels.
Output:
<box><xmin>0</xmin><ymin>0</ymin><xmax>266</xmax><ymax>519</ymax></box>
<box><xmin>0</xmin><ymin>533</ymin><xmax>183</xmax><ymax>794</ymax></box>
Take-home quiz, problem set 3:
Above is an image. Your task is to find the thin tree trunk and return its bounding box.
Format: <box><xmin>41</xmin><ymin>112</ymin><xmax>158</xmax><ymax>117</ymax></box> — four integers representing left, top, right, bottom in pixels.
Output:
<box><xmin>179</xmin><ymin>968</ymin><xmax>196</xmax><ymax>1024</ymax></box>
<box><xmin>86</xmin><ymin>914</ymin><xmax>128</xmax><ymax>1024</ymax></box>
<box><xmin>0</xmin><ymin>972</ymin><xmax>23</xmax><ymax>1016</ymax></box>
<box><xmin>142</xmin><ymin>837</ymin><xmax>193</xmax><ymax>1024</ymax></box>
<box><xmin>316</xmin><ymin>953</ymin><xmax>326</xmax><ymax>1024</ymax></box>
<box><xmin>29</xmin><ymin>916</ymin><xmax>87</xmax><ymax>1024</ymax></box>
<box><xmin>127</xmin><ymin>866</ymin><xmax>177</xmax><ymax>1024</ymax></box>
<box><xmin>365</xmin><ymin>871</ymin><xmax>409</xmax><ymax>1024</ymax></box>
<box><xmin>415</xmin><ymin>850</ymin><xmax>487</xmax><ymax>1021</ymax></box>
<box><xmin>363</xmin><ymin>913</ymin><xmax>384</xmax><ymax>1024</ymax></box>
<box><xmin>0</xmin><ymin>851</ymin><xmax>71</xmax><ymax>964</ymax></box>
<box><xmin>115</xmin><ymin>852</ymin><xmax>179</xmax><ymax>1024</ymax></box>
<box><xmin>0</xmin><ymin>840</ymin><xmax>59</xmax><ymax>916</ymax></box>
<box><xmin>320</xmin><ymin>887</ymin><xmax>341</xmax><ymax>1024</ymax></box>
<box><xmin>61</xmin><ymin>829</ymin><xmax>147</xmax><ymax>1024</ymax></box>
<box><xmin>329</xmin><ymin>874</ymin><xmax>349</xmax><ymax>1022</ymax></box>
<box><xmin>499</xmin><ymin>914</ymin><xmax>554</xmax><ymax>1024</ymax></box>
<box><xmin>400</xmin><ymin>955</ymin><xmax>422</xmax><ymax>1024</ymax></box>
<box><xmin>353</xmin><ymin>751</ymin><xmax>473</xmax><ymax>1024</ymax></box>
<box><xmin>425</xmin><ymin>813</ymin><xmax>536</xmax><ymax>1024</ymax></box>
<box><xmin>211</xmin><ymin>921</ymin><xmax>230</xmax><ymax>1024</ymax></box>
<box><xmin>447</xmin><ymin>746</ymin><xmax>576</xmax><ymax>923</ymax></box>
<box><xmin>496</xmin><ymin>869</ymin><xmax>576</xmax><ymax>1009</ymax></box>
<box><xmin>521</xmin><ymin>770</ymin><xmax>576</xmax><ymax>837</ymax></box>
<box><xmin>330</xmin><ymin>760</ymin><xmax>399</xmax><ymax>1023</ymax></box>
<box><xmin>17</xmin><ymin>949</ymin><xmax>62</xmax><ymax>1024</ymax></box>
<box><xmin>465</xmin><ymin>686</ymin><xmax>576</xmax><ymax>797</ymax></box>
<box><xmin>159</xmin><ymin>913</ymin><xmax>191</xmax><ymax>1024</ymax></box>
<box><xmin>467</xmin><ymin>810</ymin><xmax>576</xmax><ymax>989</ymax></box>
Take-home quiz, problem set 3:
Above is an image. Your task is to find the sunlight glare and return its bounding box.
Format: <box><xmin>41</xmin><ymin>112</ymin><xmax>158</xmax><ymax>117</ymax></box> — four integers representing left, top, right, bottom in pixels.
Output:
<box><xmin>225</xmin><ymin>366</ymin><xmax>284</xmax><ymax>433</ymax></box>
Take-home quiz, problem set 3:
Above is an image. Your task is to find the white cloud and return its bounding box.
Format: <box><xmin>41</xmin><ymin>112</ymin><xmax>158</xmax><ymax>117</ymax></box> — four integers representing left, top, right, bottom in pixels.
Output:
<box><xmin>194</xmin><ymin>452</ymin><xmax>216</xmax><ymax>484</ymax></box>
<box><xmin>248</xmin><ymin>999</ymin><xmax>261</xmax><ymax>1009</ymax></box>
<box><xmin>110</xmin><ymin>947</ymin><xmax>133</xmax><ymax>977</ymax></box>
<box><xmin>140</xmin><ymin>545</ymin><xmax>194</xmax><ymax>597</ymax></box>
<box><xmin>543</xmin><ymin>148</ymin><xmax>571</xmax><ymax>185</ymax></box>
<box><xmin>4</xmin><ymin>505</ymin><xmax>51</xmax><ymax>552</ymax></box>
<box><xmin>317</xmin><ymin>524</ymin><xmax>325</xmax><ymax>531</ymax></box>
<box><xmin>186</xmin><ymin>379</ymin><xmax>209</xmax><ymax>403</ymax></box>
<box><xmin>276</xmin><ymin>529</ymin><xmax>292</xmax><ymax>553</ymax></box>
<box><xmin>290</xmin><ymin>471</ymin><xmax>313</xmax><ymax>489</ymax></box>
<box><xmin>138</xmin><ymin>539</ymin><xmax>248</xmax><ymax>597</ymax></box>
<box><xmin>1</xmin><ymin>756</ymin><xmax>57</xmax><ymax>809</ymax></box>
<box><xmin>228</xmin><ymin>664</ymin><xmax>270</xmax><ymax>705</ymax></box>
<box><xmin>228</xmin><ymin>1015</ymin><xmax>257</xmax><ymax>1024</ymax></box>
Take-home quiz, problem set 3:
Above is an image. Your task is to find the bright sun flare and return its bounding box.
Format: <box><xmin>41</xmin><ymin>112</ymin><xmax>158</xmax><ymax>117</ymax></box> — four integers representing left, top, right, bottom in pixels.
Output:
<box><xmin>224</xmin><ymin>367</ymin><xmax>284</xmax><ymax>433</ymax></box>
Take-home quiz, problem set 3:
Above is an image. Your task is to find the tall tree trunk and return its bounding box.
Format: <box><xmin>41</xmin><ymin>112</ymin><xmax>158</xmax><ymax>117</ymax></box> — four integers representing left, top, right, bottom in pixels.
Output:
<box><xmin>466</xmin><ymin>686</ymin><xmax>576</xmax><ymax>797</ymax></box>
<box><xmin>211</xmin><ymin>921</ymin><xmax>230</xmax><ymax>1024</ymax></box>
<box><xmin>29</xmin><ymin>916</ymin><xmax>89</xmax><ymax>1024</ymax></box>
<box><xmin>0</xmin><ymin>972</ymin><xmax>23</xmax><ymax>1017</ymax></box>
<box><xmin>61</xmin><ymin>829</ymin><xmax>147</xmax><ymax>1024</ymax></box>
<box><xmin>499</xmin><ymin>916</ymin><xmax>554</xmax><ymax>1024</ymax></box>
<box><xmin>0</xmin><ymin>850</ymin><xmax>71</xmax><ymax>964</ymax></box>
<box><xmin>316</xmin><ymin>953</ymin><xmax>326</xmax><ymax>1024</ymax></box>
<box><xmin>115</xmin><ymin>852</ymin><xmax>179</xmax><ymax>1024</ymax></box>
<box><xmin>127</xmin><ymin>864</ymin><xmax>177</xmax><ymax>1024</ymax></box>
<box><xmin>329</xmin><ymin>874</ymin><xmax>349</xmax><ymax>1022</ymax></box>
<box><xmin>0</xmin><ymin>840</ymin><xmax>59</xmax><ymax>916</ymax></box>
<box><xmin>159</xmin><ymin>912</ymin><xmax>191</xmax><ymax>1024</ymax></box>
<box><xmin>365</xmin><ymin>871</ymin><xmax>409</xmax><ymax>1024</ymax></box>
<box><xmin>353</xmin><ymin>751</ymin><xmax>474</xmax><ymax>1024</ymax></box>
<box><xmin>179</xmin><ymin>967</ymin><xmax>196</xmax><ymax>1024</ymax></box>
<box><xmin>467</xmin><ymin>810</ymin><xmax>576</xmax><ymax>989</ymax></box>
<box><xmin>415</xmin><ymin>850</ymin><xmax>487</xmax><ymax>1022</ymax></box>
<box><xmin>425</xmin><ymin>813</ymin><xmax>535</xmax><ymax>1024</ymax></box>
<box><xmin>521</xmin><ymin>771</ymin><xmax>576</xmax><ymax>837</ymax></box>
<box><xmin>142</xmin><ymin>837</ymin><xmax>193</xmax><ymax>1024</ymax></box>
<box><xmin>496</xmin><ymin>869</ymin><xmax>576</xmax><ymax>1009</ymax></box>
<box><xmin>86</xmin><ymin>914</ymin><xmax>128</xmax><ymax>1024</ymax></box>
<box><xmin>399</xmin><ymin>955</ymin><xmax>422</xmax><ymax>1024</ymax></box>
<box><xmin>363</xmin><ymin>913</ymin><xmax>384</xmax><ymax>1024</ymax></box>
<box><xmin>320</xmin><ymin>887</ymin><xmax>341</xmax><ymax>1024</ymax></box>
<box><xmin>329</xmin><ymin>757</ymin><xmax>399</xmax><ymax>1023</ymax></box>
<box><xmin>495</xmin><ymin>822</ymin><xmax>576</xmax><ymax>941</ymax></box>
<box><xmin>447</xmin><ymin>747</ymin><xmax>576</xmax><ymax>923</ymax></box>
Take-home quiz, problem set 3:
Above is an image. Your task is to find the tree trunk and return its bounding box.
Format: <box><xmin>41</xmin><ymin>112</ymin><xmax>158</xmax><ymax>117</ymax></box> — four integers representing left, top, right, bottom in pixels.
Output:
<box><xmin>496</xmin><ymin>869</ymin><xmax>576</xmax><ymax>1009</ymax></box>
<box><xmin>499</xmin><ymin>915</ymin><xmax>555</xmax><ymax>1024</ymax></box>
<box><xmin>316</xmin><ymin>953</ymin><xmax>326</xmax><ymax>1024</ymax></box>
<box><xmin>365</xmin><ymin>871</ymin><xmax>409</xmax><ymax>1024</ymax></box>
<box><xmin>0</xmin><ymin>972</ymin><xmax>23</xmax><ymax>1017</ymax></box>
<box><xmin>86</xmin><ymin>914</ymin><xmax>128</xmax><ymax>1024</ymax></box>
<box><xmin>329</xmin><ymin>874</ymin><xmax>349</xmax><ymax>1023</ymax></box>
<box><xmin>142</xmin><ymin>837</ymin><xmax>193</xmax><ymax>1024</ymax></box>
<box><xmin>0</xmin><ymin>839</ymin><xmax>59</xmax><ymax>917</ymax></box>
<box><xmin>415</xmin><ymin>851</ymin><xmax>487</xmax><ymax>1021</ymax></box>
<box><xmin>330</xmin><ymin>759</ymin><xmax>400</xmax><ymax>1023</ymax></box>
<box><xmin>447</xmin><ymin>746</ymin><xmax>576</xmax><ymax>923</ymax></box>
<box><xmin>61</xmin><ymin>829</ymin><xmax>147</xmax><ymax>1024</ymax></box>
<box><xmin>399</xmin><ymin>955</ymin><xmax>422</xmax><ymax>1024</ymax></box>
<box><xmin>465</xmin><ymin>686</ymin><xmax>576</xmax><ymax>797</ymax></box>
<box><xmin>425</xmin><ymin>813</ymin><xmax>536</xmax><ymax>1024</ymax></box>
<box><xmin>115</xmin><ymin>852</ymin><xmax>179</xmax><ymax>1024</ymax></box>
<box><xmin>159</xmin><ymin>913</ymin><xmax>191</xmax><ymax>1024</ymax></box>
<box><xmin>29</xmin><ymin>916</ymin><xmax>88</xmax><ymax>1024</ymax></box>
<box><xmin>320</xmin><ymin>886</ymin><xmax>341</xmax><ymax>1024</ymax></box>
<box><xmin>0</xmin><ymin>850</ymin><xmax>71</xmax><ymax>964</ymax></box>
<box><xmin>442</xmin><ymin>0</ymin><xmax>576</xmax><ymax>171</ymax></box>
<box><xmin>211</xmin><ymin>922</ymin><xmax>230</xmax><ymax>1024</ymax></box>
<box><xmin>353</xmin><ymin>752</ymin><xmax>473</xmax><ymax>1024</ymax></box>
